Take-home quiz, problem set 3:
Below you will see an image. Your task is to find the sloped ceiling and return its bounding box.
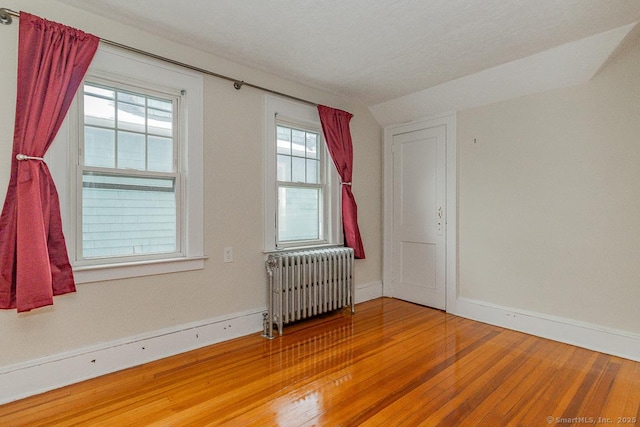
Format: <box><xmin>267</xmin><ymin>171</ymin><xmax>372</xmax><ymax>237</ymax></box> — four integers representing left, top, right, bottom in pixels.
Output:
<box><xmin>370</xmin><ymin>23</ymin><xmax>638</xmax><ymax>125</ymax></box>
<box><xmin>54</xmin><ymin>0</ymin><xmax>640</xmax><ymax>123</ymax></box>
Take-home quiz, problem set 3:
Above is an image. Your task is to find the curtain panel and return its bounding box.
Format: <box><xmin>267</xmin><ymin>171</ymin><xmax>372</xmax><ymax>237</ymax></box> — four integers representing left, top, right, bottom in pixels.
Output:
<box><xmin>317</xmin><ymin>105</ymin><xmax>366</xmax><ymax>259</ymax></box>
<box><xmin>0</xmin><ymin>13</ymin><xmax>98</xmax><ymax>312</ymax></box>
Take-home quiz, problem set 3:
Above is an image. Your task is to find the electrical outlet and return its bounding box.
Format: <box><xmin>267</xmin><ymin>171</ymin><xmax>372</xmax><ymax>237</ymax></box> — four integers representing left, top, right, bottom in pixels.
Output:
<box><xmin>223</xmin><ymin>247</ymin><xmax>233</xmax><ymax>263</ymax></box>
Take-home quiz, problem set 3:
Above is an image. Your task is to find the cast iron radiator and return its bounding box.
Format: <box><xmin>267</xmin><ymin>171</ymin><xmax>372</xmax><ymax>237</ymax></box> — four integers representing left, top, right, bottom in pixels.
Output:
<box><xmin>263</xmin><ymin>247</ymin><xmax>355</xmax><ymax>338</ymax></box>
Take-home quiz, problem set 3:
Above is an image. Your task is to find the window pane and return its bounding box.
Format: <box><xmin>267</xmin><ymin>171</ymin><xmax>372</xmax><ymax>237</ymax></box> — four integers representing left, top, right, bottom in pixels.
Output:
<box><xmin>277</xmin><ymin>154</ymin><xmax>291</xmax><ymax>181</ymax></box>
<box><xmin>117</xmin><ymin>131</ymin><xmax>146</xmax><ymax>170</ymax></box>
<box><xmin>292</xmin><ymin>156</ymin><xmax>306</xmax><ymax>183</ymax></box>
<box><xmin>84</xmin><ymin>126</ymin><xmax>115</xmax><ymax>168</ymax></box>
<box><xmin>118</xmin><ymin>91</ymin><xmax>145</xmax><ymax>106</ymax></box>
<box><xmin>82</xmin><ymin>172</ymin><xmax>176</xmax><ymax>258</ymax></box>
<box><xmin>306</xmin><ymin>133</ymin><xmax>318</xmax><ymax>159</ymax></box>
<box><xmin>148</xmin><ymin>107</ymin><xmax>172</xmax><ymax>137</ymax></box>
<box><xmin>278</xmin><ymin>186</ymin><xmax>319</xmax><ymax>242</ymax></box>
<box><xmin>306</xmin><ymin>159</ymin><xmax>319</xmax><ymax>184</ymax></box>
<box><xmin>117</xmin><ymin>100</ymin><xmax>146</xmax><ymax>133</ymax></box>
<box><xmin>84</xmin><ymin>94</ymin><xmax>115</xmax><ymax>128</ymax></box>
<box><xmin>291</xmin><ymin>129</ymin><xmax>306</xmax><ymax>157</ymax></box>
<box><xmin>148</xmin><ymin>97</ymin><xmax>172</xmax><ymax>111</ymax></box>
<box><xmin>85</xmin><ymin>84</ymin><xmax>114</xmax><ymax>98</ymax></box>
<box><xmin>148</xmin><ymin>136</ymin><xmax>174</xmax><ymax>172</ymax></box>
<box><xmin>277</xmin><ymin>126</ymin><xmax>291</xmax><ymax>155</ymax></box>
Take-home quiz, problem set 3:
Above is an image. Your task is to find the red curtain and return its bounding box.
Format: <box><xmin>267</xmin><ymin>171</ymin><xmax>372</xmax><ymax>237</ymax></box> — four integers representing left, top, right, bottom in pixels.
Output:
<box><xmin>0</xmin><ymin>13</ymin><xmax>99</xmax><ymax>312</ymax></box>
<box><xmin>317</xmin><ymin>105</ymin><xmax>366</xmax><ymax>259</ymax></box>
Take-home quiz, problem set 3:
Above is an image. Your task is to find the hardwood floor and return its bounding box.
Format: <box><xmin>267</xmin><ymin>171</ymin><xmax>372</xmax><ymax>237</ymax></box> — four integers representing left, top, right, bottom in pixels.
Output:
<box><xmin>1</xmin><ymin>298</ymin><xmax>638</xmax><ymax>426</ymax></box>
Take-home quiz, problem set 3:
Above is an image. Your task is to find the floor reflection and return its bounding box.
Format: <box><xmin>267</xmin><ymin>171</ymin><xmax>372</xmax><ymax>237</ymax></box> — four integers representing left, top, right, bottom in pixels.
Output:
<box><xmin>266</xmin><ymin>320</ymin><xmax>356</xmax><ymax>424</ymax></box>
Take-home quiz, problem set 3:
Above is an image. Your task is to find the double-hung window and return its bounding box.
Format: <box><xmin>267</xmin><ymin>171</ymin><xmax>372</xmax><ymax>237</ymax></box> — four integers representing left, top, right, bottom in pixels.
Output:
<box><xmin>276</xmin><ymin>122</ymin><xmax>323</xmax><ymax>244</ymax></box>
<box><xmin>48</xmin><ymin>45</ymin><xmax>204</xmax><ymax>283</ymax></box>
<box><xmin>264</xmin><ymin>96</ymin><xmax>341</xmax><ymax>251</ymax></box>
<box><xmin>79</xmin><ymin>80</ymin><xmax>180</xmax><ymax>261</ymax></box>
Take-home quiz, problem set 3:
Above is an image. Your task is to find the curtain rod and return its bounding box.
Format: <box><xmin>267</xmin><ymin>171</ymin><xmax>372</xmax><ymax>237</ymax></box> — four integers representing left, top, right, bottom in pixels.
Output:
<box><xmin>0</xmin><ymin>7</ymin><xmax>319</xmax><ymax>107</ymax></box>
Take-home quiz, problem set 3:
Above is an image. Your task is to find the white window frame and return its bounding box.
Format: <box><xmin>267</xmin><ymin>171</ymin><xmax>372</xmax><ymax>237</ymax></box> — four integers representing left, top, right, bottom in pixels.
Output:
<box><xmin>48</xmin><ymin>45</ymin><xmax>205</xmax><ymax>283</ymax></box>
<box><xmin>264</xmin><ymin>95</ymin><xmax>342</xmax><ymax>252</ymax></box>
<box><xmin>77</xmin><ymin>78</ymin><xmax>183</xmax><ymax>265</ymax></box>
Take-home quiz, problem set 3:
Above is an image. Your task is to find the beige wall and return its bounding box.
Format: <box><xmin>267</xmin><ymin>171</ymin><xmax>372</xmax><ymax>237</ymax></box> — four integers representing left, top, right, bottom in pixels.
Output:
<box><xmin>0</xmin><ymin>0</ymin><xmax>382</xmax><ymax>366</ymax></box>
<box><xmin>458</xmin><ymin>30</ymin><xmax>640</xmax><ymax>333</ymax></box>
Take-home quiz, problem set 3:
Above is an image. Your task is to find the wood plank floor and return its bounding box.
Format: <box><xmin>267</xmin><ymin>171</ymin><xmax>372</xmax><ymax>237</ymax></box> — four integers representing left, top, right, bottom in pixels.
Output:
<box><xmin>1</xmin><ymin>298</ymin><xmax>638</xmax><ymax>426</ymax></box>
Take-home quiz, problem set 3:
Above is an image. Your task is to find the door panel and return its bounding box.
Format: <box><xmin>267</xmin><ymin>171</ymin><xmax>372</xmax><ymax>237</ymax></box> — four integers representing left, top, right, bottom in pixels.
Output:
<box><xmin>392</xmin><ymin>125</ymin><xmax>446</xmax><ymax>309</ymax></box>
<box><xmin>400</xmin><ymin>241</ymin><xmax>436</xmax><ymax>289</ymax></box>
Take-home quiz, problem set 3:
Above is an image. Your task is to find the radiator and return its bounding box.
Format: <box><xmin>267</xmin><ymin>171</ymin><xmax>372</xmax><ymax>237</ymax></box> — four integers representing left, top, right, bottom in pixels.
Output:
<box><xmin>263</xmin><ymin>247</ymin><xmax>355</xmax><ymax>339</ymax></box>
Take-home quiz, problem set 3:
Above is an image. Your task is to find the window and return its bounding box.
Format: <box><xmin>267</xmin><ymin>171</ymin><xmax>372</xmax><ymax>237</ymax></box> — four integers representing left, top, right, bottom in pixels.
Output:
<box><xmin>48</xmin><ymin>45</ymin><xmax>204</xmax><ymax>283</ymax></box>
<box><xmin>264</xmin><ymin>96</ymin><xmax>341</xmax><ymax>251</ymax></box>
<box><xmin>276</xmin><ymin>123</ymin><xmax>322</xmax><ymax>243</ymax></box>
<box><xmin>79</xmin><ymin>81</ymin><xmax>180</xmax><ymax>262</ymax></box>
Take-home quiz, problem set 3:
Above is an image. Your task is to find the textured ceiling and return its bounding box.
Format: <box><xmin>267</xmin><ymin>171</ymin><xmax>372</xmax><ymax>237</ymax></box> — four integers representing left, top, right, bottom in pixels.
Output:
<box><xmin>55</xmin><ymin>0</ymin><xmax>640</xmax><ymax>105</ymax></box>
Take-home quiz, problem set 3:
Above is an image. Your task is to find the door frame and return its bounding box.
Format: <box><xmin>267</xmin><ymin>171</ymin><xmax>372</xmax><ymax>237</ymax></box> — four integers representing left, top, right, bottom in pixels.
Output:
<box><xmin>383</xmin><ymin>113</ymin><xmax>457</xmax><ymax>313</ymax></box>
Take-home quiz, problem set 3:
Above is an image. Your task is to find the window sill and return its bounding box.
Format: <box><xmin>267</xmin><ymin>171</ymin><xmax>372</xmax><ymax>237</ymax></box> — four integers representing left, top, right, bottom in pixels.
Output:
<box><xmin>262</xmin><ymin>244</ymin><xmax>344</xmax><ymax>255</ymax></box>
<box><xmin>73</xmin><ymin>256</ymin><xmax>208</xmax><ymax>284</ymax></box>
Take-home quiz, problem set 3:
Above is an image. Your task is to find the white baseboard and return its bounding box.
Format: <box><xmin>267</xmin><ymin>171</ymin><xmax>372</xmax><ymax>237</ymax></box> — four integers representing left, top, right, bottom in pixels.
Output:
<box><xmin>0</xmin><ymin>308</ymin><xmax>265</xmax><ymax>405</ymax></box>
<box><xmin>355</xmin><ymin>281</ymin><xmax>383</xmax><ymax>304</ymax></box>
<box><xmin>455</xmin><ymin>297</ymin><xmax>640</xmax><ymax>362</ymax></box>
<box><xmin>0</xmin><ymin>281</ymin><xmax>384</xmax><ymax>405</ymax></box>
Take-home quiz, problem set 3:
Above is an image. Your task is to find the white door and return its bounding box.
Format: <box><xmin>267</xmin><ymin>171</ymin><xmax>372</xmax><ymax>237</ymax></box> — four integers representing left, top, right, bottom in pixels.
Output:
<box><xmin>392</xmin><ymin>125</ymin><xmax>446</xmax><ymax>309</ymax></box>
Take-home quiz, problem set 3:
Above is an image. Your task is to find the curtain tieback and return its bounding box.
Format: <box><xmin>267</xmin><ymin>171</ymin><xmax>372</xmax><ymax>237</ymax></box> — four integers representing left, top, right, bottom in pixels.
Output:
<box><xmin>16</xmin><ymin>153</ymin><xmax>45</xmax><ymax>161</ymax></box>
<box><xmin>341</xmin><ymin>181</ymin><xmax>352</xmax><ymax>186</ymax></box>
